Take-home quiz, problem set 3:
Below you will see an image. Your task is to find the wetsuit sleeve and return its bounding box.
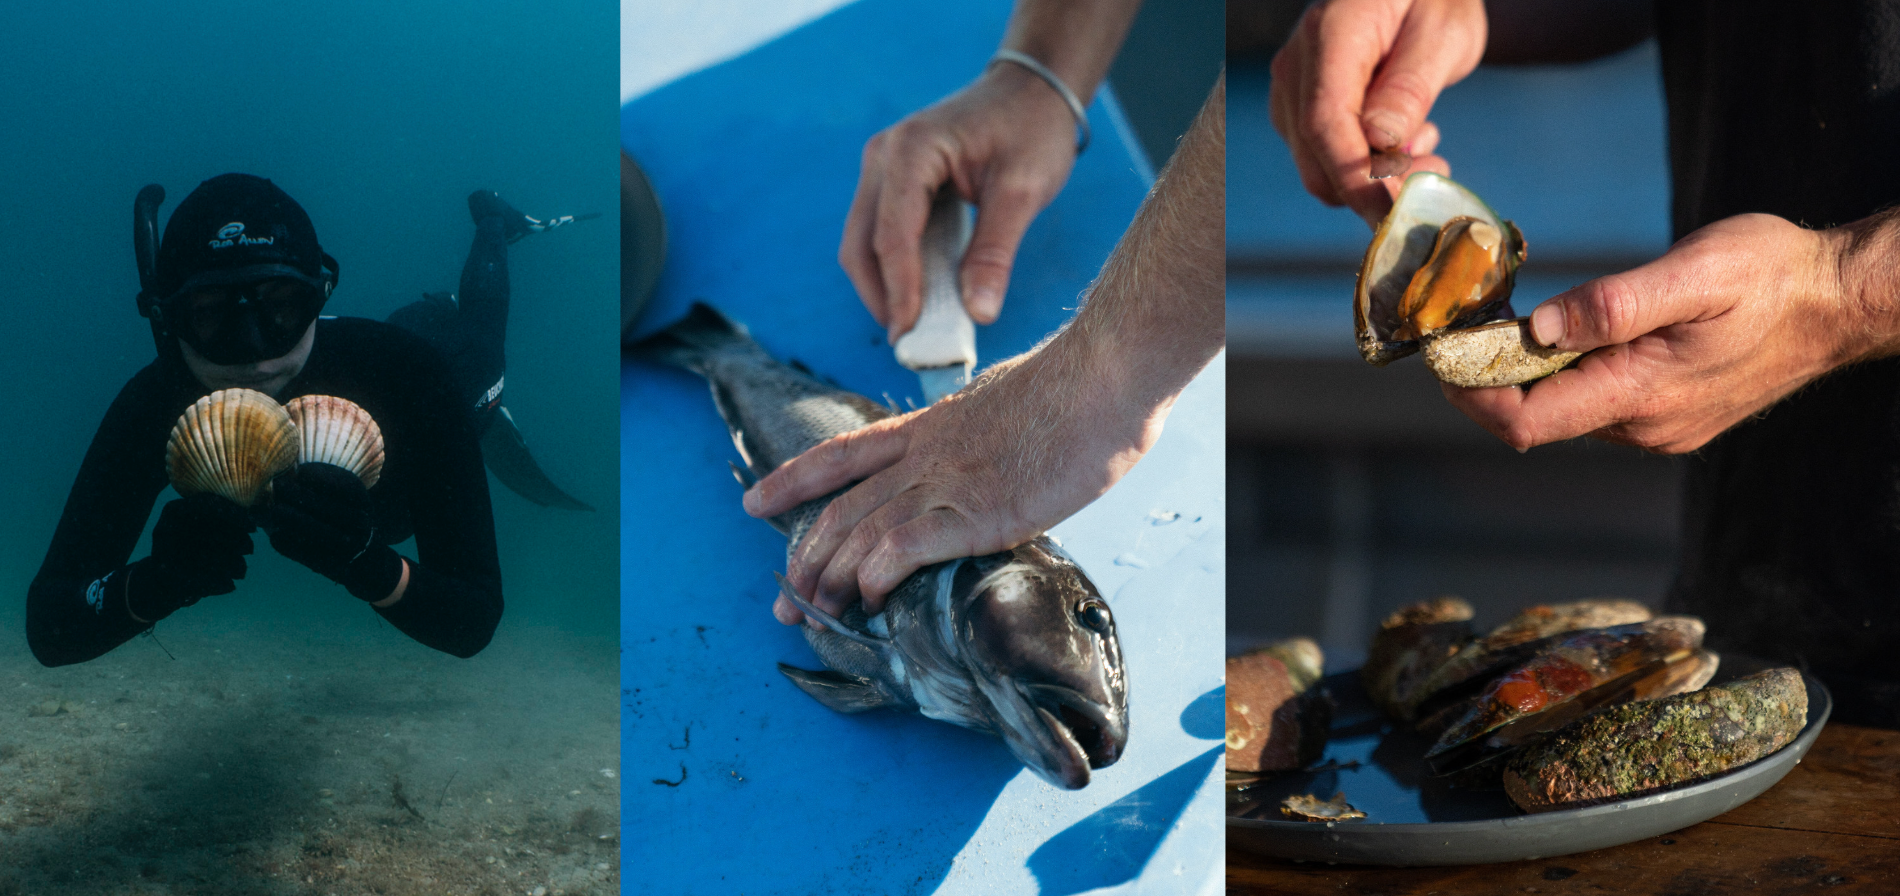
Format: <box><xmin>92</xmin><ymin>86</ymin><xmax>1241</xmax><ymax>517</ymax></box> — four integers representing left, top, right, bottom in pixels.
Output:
<box><xmin>25</xmin><ymin>375</ymin><xmax>173</xmax><ymax>666</ymax></box>
<box><xmin>372</xmin><ymin>375</ymin><xmax>504</xmax><ymax>658</ymax></box>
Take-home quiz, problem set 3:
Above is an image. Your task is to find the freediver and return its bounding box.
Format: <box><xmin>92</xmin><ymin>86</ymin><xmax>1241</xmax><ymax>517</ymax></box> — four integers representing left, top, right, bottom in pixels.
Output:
<box><xmin>387</xmin><ymin>190</ymin><xmax>596</xmax><ymax>512</ymax></box>
<box><xmin>25</xmin><ymin>173</ymin><xmax>504</xmax><ymax>665</ymax></box>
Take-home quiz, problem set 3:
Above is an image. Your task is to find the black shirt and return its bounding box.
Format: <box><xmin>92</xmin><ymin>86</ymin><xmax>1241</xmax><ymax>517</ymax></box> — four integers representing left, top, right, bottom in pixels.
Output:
<box><xmin>1659</xmin><ymin>0</ymin><xmax>1900</xmax><ymax>725</ymax></box>
<box><xmin>25</xmin><ymin>317</ymin><xmax>503</xmax><ymax>666</ymax></box>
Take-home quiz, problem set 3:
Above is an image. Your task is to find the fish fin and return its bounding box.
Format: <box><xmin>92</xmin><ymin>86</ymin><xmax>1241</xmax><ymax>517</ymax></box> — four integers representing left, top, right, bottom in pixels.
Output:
<box><xmin>624</xmin><ymin>302</ymin><xmax>754</xmax><ymax>370</ymax></box>
<box><xmin>480</xmin><ymin>407</ymin><xmax>595</xmax><ymax>511</ymax></box>
<box><xmin>881</xmin><ymin>392</ymin><xmax>901</xmax><ymax>413</ymax></box>
<box><xmin>778</xmin><ymin>664</ymin><xmax>891</xmax><ymax>713</ymax></box>
<box><xmin>773</xmin><ymin>571</ymin><xmax>886</xmax><ymax>648</ymax></box>
<box><xmin>727</xmin><ymin>461</ymin><xmax>756</xmax><ymax>490</ymax></box>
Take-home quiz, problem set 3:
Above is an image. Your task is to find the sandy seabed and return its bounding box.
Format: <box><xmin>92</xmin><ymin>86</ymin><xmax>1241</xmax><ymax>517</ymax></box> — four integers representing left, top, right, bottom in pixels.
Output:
<box><xmin>0</xmin><ymin>584</ymin><xmax>619</xmax><ymax>896</ymax></box>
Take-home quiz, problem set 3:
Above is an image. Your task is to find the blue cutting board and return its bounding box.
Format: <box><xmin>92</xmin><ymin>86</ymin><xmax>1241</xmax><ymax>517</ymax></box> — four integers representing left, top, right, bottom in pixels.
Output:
<box><xmin>620</xmin><ymin>2</ymin><xmax>1225</xmax><ymax>892</ymax></box>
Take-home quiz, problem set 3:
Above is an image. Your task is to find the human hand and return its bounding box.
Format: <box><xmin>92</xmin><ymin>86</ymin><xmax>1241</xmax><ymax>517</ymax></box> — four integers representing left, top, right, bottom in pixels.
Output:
<box><xmin>841</xmin><ymin>62</ymin><xmax>1079</xmax><ymax>341</ymax></box>
<box><xmin>127</xmin><ymin>493</ymin><xmax>256</xmax><ymax>622</ymax></box>
<box><xmin>1268</xmin><ymin>0</ymin><xmax>1486</xmax><ymax>224</ymax></box>
<box><xmin>744</xmin><ymin>346</ymin><xmax>1166</xmax><ymax>624</ymax></box>
<box><xmin>256</xmin><ymin>463</ymin><xmax>402</xmax><ymax>601</ymax></box>
<box><xmin>1442</xmin><ymin>214</ymin><xmax>1865</xmax><ymax>453</ymax></box>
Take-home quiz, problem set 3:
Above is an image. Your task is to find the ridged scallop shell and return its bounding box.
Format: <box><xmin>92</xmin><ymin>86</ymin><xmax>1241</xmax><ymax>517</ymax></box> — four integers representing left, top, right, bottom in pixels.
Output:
<box><xmin>165</xmin><ymin>388</ymin><xmax>300</xmax><ymax>507</ymax></box>
<box><xmin>285</xmin><ymin>395</ymin><xmax>384</xmax><ymax>489</ymax></box>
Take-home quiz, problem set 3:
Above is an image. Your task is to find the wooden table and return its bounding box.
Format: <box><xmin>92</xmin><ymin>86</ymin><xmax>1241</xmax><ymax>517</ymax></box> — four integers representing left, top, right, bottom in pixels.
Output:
<box><xmin>1229</xmin><ymin>724</ymin><xmax>1900</xmax><ymax>895</ymax></box>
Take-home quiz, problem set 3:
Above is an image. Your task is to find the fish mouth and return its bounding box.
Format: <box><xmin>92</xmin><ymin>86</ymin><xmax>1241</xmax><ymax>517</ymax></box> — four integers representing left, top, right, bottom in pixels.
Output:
<box><xmin>1022</xmin><ymin>684</ymin><xmax>1127</xmax><ymax>788</ymax></box>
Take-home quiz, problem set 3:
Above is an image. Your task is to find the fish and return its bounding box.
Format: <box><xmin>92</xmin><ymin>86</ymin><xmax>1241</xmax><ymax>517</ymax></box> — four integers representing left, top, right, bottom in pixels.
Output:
<box><xmin>629</xmin><ymin>303</ymin><xmax>1129</xmax><ymax>790</ymax></box>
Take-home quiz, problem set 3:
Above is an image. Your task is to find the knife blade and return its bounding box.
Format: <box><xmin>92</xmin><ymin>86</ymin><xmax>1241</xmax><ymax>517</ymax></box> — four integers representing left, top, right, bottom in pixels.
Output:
<box><xmin>894</xmin><ymin>189</ymin><xmax>976</xmax><ymax>404</ymax></box>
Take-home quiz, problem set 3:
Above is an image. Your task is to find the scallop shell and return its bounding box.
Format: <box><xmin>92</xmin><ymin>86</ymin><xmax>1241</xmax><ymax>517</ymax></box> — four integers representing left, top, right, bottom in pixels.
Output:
<box><xmin>165</xmin><ymin>388</ymin><xmax>300</xmax><ymax>507</ymax></box>
<box><xmin>285</xmin><ymin>395</ymin><xmax>384</xmax><ymax>489</ymax></box>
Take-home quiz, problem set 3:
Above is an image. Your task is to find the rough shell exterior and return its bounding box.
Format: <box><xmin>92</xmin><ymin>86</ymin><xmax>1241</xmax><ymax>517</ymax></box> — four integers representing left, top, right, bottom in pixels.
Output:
<box><xmin>1362</xmin><ymin>596</ymin><xmax>1474</xmax><ymax>721</ymax></box>
<box><xmin>165</xmin><ymin>388</ymin><xmax>300</xmax><ymax>507</ymax></box>
<box><xmin>1226</xmin><ymin>641</ymin><xmax>1332</xmax><ymax>774</ymax></box>
<box><xmin>1503</xmin><ymin>668</ymin><xmax>1808</xmax><ymax>812</ymax></box>
<box><xmin>285</xmin><ymin>395</ymin><xmax>385</xmax><ymax>489</ymax></box>
<box><xmin>1421</xmin><ymin>319</ymin><xmax>1583</xmax><ymax>389</ymax></box>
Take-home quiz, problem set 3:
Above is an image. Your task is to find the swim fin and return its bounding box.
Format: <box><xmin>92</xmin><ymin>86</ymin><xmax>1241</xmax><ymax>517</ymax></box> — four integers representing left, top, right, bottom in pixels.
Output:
<box><xmin>480</xmin><ymin>406</ymin><xmax>595</xmax><ymax>511</ymax></box>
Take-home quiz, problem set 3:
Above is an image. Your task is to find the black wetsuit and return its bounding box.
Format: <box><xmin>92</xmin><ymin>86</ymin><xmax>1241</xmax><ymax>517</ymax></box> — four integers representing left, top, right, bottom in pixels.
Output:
<box><xmin>26</xmin><ymin>318</ymin><xmax>502</xmax><ymax>666</ymax></box>
<box><xmin>1657</xmin><ymin>0</ymin><xmax>1900</xmax><ymax>726</ymax></box>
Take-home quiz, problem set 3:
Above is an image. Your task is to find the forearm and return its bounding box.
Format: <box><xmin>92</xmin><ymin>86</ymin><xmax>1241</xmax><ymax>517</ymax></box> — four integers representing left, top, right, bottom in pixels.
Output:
<box><xmin>26</xmin><ymin>568</ymin><xmax>151</xmax><ymax>667</ymax></box>
<box><xmin>1481</xmin><ymin>0</ymin><xmax>1653</xmax><ymax>65</ymax></box>
<box><xmin>370</xmin><ymin>556</ymin><xmax>501</xmax><ymax>658</ymax></box>
<box><xmin>998</xmin><ymin>0</ymin><xmax>1144</xmax><ymax>102</ymax></box>
<box><xmin>1052</xmin><ymin>72</ymin><xmax>1226</xmax><ymax>416</ymax></box>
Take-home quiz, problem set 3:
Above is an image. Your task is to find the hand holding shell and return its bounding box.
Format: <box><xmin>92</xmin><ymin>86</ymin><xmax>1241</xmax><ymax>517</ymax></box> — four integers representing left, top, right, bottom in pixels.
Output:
<box><xmin>167</xmin><ymin>390</ymin><xmax>384</xmax><ymax>506</ymax></box>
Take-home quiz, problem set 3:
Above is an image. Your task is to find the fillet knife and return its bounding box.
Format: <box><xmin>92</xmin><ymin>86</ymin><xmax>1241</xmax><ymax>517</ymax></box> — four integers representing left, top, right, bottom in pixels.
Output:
<box><xmin>894</xmin><ymin>189</ymin><xmax>976</xmax><ymax>404</ymax></box>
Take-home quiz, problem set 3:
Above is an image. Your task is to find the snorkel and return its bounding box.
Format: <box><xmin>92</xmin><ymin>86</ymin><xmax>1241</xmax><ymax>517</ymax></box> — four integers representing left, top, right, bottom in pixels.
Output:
<box><xmin>132</xmin><ymin>183</ymin><xmax>168</xmax><ymax>357</ymax></box>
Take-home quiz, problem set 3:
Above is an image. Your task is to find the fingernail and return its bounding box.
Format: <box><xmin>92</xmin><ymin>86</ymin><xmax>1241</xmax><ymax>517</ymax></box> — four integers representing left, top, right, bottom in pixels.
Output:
<box><xmin>969</xmin><ymin>288</ymin><xmax>1002</xmax><ymax>323</ymax></box>
<box><xmin>772</xmin><ymin>596</ymin><xmax>797</xmax><ymax>624</ymax></box>
<box><xmin>1516</xmin><ymin>445</ymin><xmax>1530</xmax><ymax>456</ymax></box>
<box><xmin>1362</xmin><ymin>112</ymin><xmax>1404</xmax><ymax>149</ymax></box>
<box><xmin>742</xmin><ymin>487</ymin><xmax>761</xmax><ymax>516</ymax></box>
<box><xmin>1530</xmin><ymin>301</ymin><xmax>1567</xmax><ymax>347</ymax></box>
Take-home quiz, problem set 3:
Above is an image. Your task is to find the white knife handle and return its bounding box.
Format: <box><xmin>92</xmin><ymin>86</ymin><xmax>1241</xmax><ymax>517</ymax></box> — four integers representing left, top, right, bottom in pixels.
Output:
<box><xmin>894</xmin><ymin>190</ymin><xmax>976</xmax><ymax>370</ymax></box>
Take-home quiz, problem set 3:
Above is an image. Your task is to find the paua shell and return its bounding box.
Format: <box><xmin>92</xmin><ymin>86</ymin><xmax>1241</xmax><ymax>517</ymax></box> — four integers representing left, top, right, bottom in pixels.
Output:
<box><xmin>1502</xmin><ymin>667</ymin><xmax>1806</xmax><ymax>812</ymax></box>
<box><xmin>1423</xmin><ymin>616</ymin><xmax>1706</xmax><ymax>775</ymax></box>
<box><xmin>165</xmin><ymin>388</ymin><xmax>300</xmax><ymax>507</ymax></box>
<box><xmin>1404</xmin><ymin>598</ymin><xmax>1654</xmax><ymax>723</ymax></box>
<box><xmin>285</xmin><ymin>395</ymin><xmax>385</xmax><ymax>489</ymax></box>
<box><xmin>1362</xmin><ymin>596</ymin><xmax>1474</xmax><ymax>721</ymax></box>
<box><xmin>1226</xmin><ymin>638</ymin><xmax>1332</xmax><ymax>774</ymax></box>
<box><xmin>1355</xmin><ymin>173</ymin><xmax>1581</xmax><ymax>386</ymax></box>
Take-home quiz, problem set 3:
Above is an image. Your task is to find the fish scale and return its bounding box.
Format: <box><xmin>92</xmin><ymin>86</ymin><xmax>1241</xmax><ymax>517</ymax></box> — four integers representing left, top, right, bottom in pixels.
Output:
<box><xmin>629</xmin><ymin>303</ymin><xmax>1130</xmax><ymax>790</ymax></box>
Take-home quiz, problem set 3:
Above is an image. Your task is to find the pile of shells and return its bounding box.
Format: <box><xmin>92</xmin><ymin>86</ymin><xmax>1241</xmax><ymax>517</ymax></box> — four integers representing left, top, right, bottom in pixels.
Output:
<box><xmin>1364</xmin><ymin>597</ymin><xmax>1807</xmax><ymax>812</ymax></box>
<box><xmin>166</xmin><ymin>389</ymin><xmax>385</xmax><ymax>506</ymax></box>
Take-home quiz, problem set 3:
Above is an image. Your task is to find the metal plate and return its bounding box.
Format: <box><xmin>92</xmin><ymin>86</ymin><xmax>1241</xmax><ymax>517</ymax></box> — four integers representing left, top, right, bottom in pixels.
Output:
<box><xmin>1228</xmin><ymin>657</ymin><xmax>1831</xmax><ymax>866</ymax></box>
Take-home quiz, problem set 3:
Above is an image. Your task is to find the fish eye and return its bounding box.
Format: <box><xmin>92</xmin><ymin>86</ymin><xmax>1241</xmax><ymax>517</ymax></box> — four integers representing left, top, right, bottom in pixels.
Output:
<box><xmin>1076</xmin><ymin>599</ymin><xmax>1111</xmax><ymax>634</ymax></box>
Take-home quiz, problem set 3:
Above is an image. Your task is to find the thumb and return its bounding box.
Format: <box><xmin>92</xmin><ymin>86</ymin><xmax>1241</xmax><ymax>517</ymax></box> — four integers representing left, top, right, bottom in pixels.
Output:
<box><xmin>1528</xmin><ymin>263</ymin><xmax>1697</xmax><ymax>353</ymax></box>
<box><xmin>961</xmin><ymin>178</ymin><xmax>1044</xmax><ymax>324</ymax></box>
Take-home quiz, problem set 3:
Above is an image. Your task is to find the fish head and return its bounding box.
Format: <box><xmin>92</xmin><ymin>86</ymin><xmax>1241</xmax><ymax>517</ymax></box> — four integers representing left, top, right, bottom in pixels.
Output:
<box><xmin>955</xmin><ymin>539</ymin><xmax>1128</xmax><ymax>790</ymax></box>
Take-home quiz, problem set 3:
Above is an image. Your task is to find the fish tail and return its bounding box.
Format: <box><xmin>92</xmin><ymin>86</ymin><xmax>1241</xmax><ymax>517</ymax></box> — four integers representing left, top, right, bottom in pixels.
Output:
<box><xmin>625</xmin><ymin>302</ymin><xmax>759</xmax><ymax>374</ymax></box>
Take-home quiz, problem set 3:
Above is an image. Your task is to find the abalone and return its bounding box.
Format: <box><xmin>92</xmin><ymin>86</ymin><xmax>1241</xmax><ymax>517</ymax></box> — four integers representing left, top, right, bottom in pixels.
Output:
<box><xmin>1356</xmin><ymin>173</ymin><xmax>1582</xmax><ymax>386</ymax></box>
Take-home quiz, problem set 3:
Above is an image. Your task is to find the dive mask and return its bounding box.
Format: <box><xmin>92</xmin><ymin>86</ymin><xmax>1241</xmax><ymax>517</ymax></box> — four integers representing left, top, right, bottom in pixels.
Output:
<box><xmin>159</xmin><ymin>263</ymin><xmax>330</xmax><ymax>365</ymax></box>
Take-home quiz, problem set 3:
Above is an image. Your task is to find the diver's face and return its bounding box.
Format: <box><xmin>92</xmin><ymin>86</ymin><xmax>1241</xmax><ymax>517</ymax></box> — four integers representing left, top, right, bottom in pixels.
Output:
<box><xmin>179</xmin><ymin>319</ymin><xmax>315</xmax><ymax>398</ymax></box>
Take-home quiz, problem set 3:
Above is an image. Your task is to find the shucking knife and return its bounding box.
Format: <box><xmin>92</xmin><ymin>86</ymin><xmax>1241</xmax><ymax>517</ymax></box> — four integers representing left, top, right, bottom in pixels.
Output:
<box><xmin>894</xmin><ymin>189</ymin><xmax>976</xmax><ymax>404</ymax></box>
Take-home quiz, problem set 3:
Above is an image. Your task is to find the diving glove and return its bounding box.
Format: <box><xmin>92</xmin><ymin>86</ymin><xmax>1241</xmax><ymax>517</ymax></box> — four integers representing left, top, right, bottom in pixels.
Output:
<box><xmin>125</xmin><ymin>493</ymin><xmax>255</xmax><ymax>622</ymax></box>
<box><xmin>256</xmin><ymin>463</ymin><xmax>403</xmax><ymax>602</ymax></box>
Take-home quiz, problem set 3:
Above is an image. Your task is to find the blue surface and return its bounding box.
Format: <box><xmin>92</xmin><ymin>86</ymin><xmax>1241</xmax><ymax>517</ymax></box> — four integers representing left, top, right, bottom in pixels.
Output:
<box><xmin>619</xmin><ymin>1</ymin><xmax>1225</xmax><ymax>893</ymax></box>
